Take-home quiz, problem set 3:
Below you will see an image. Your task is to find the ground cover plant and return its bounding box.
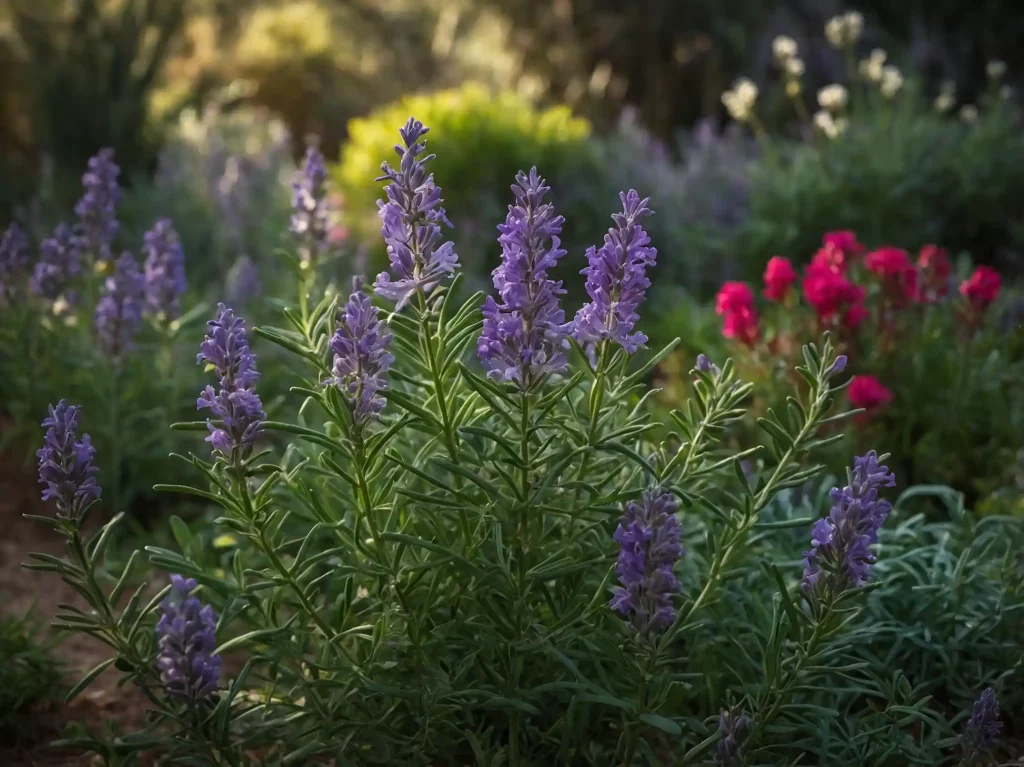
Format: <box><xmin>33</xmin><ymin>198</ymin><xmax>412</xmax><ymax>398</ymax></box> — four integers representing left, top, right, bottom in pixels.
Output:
<box><xmin>16</xmin><ymin>115</ymin><xmax>1022</xmax><ymax>766</ymax></box>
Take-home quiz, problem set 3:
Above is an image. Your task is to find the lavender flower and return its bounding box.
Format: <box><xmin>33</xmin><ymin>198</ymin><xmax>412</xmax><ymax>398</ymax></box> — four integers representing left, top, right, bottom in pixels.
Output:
<box><xmin>291</xmin><ymin>141</ymin><xmax>332</xmax><ymax>266</ymax></box>
<box><xmin>143</xmin><ymin>218</ymin><xmax>187</xmax><ymax>319</ymax></box>
<box><xmin>802</xmin><ymin>451</ymin><xmax>896</xmax><ymax>595</ymax></box>
<box><xmin>695</xmin><ymin>353</ymin><xmax>720</xmax><ymax>375</ymax></box>
<box><xmin>610</xmin><ymin>488</ymin><xmax>683</xmax><ymax>634</ymax></box>
<box><xmin>0</xmin><ymin>222</ymin><xmax>29</xmax><ymax>299</ymax></box>
<box><xmin>36</xmin><ymin>401</ymin><xmax>101</xmax><ymax>520</ymax></box>
<box><xmin>196</xmin><ymin>304</ymin><xmax>265</xmax><ymax>459</ymax></box>
<box><xmin>155</xmin><ymin>574</ymin><xmax>222</xmax><ymax>702</ymax></box>
<box><xmin>329</xmin><ymin>280</ymin><xmax>394</xmax><ymax>426</ymax></box>
<box><xmin>477</xmin><ymin>168</ymin><xmax>570</xmax><ymax>387</ymax></box>
<box><xmin>373</xmin><ymin>118</ymin><xmax>459</xmax><ymax>309</ymax></box>
<box><xmin>828</xmin><ymin>354</ymin><xmax>848</xmax><ymax>376</ymax></box>
<box><xmin>225</xmin><ymin>255</ymin><xmax>261</xmax><ymax>306</ymax></box>
<box><xmin>74</xmin><ymin>148</ymin><xmax>120</xmax><ymax>263</ymax></box>
<box><xmin>95</xmin><ymin>252</ymin><xmax>146</xmax><ymax>359</ymax></box>
<box><xmin>714</xmin><ymin>709</ymin><xmax>751</xmax><ymax>767</ymax></box>
<box><xmin>30</xmin><ymin>223</ymin><xmax>81</xmax><ymax>301</ymax></box>
<box><xmin>573</xmin><ymin>190</ymin><xmax>657</xmax><ymax>353</ymax></box>
<box><xmin>957</xmin><ymin>688</ymin><xmax>1002</xmax><ymax>764</ymax></box>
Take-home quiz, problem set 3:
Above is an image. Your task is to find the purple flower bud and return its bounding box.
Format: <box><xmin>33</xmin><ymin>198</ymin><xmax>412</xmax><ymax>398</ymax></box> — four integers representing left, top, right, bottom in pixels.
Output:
<box><xmin>291</xmin><ymin>141</ymin><xmax>333</xmax><ymax>266</ymax></box>
<box><xmin>36</xmin><ymin>401</ymin><xmax>101</xmax><ymax>520</ymax></box>
<box><xmin>714</xmin><ymin>709</ymin><xmax>751</xmax><ymax>767</ymax></box>
<box><xmin>802</xmin><ymin>451</ymin><xmax>896</xmax><ymax>595</ymax></box>
<box><xmin>957</xmin><ymin>687</ymin><xmax>1002</xmax><ymax>764</ymax></box>
<box><xmin>74</xmin><ymin>148</ymin><xmax>120</xmax><ymax>264</ymax></box>
<box><xmin>155</xmin><ymin>574</ymin><xmax>222</xmax><ymax>702</ymax></box>
<box><xmin>0</xmin><ymin>222</ymin><xmax>30</xmax><ymax>300</ymax></box>
<box><xmin>573</xmin><ymin>190</ymin><xmax>657</xmax><ymax>353</ymax></box>
<box><xmin>196</xmin><ymin>304</ymin><xmax>264</xmax><ymax>459</ymax></box>
<box><xmin>31</xmin><ymin>223</ymin><xmax>81</xmax><ymax>302</ymax></box>
<box><xmin>477</xmin><ymin>168</ymin><xmax>570</xmax><ymax>388</ymax></box>
<box><xmin>329</xmin><ymin>280</ymin><xmax>394</xmax><ymax>426</ymax></box>
<box><xmin>695</xmin><ymin>353</ymin><xmax>720</xmax><ymax>374</ymax></box>
<box><xmin>828</xmin><ymin>355</ymin><xmax>848</xmax><ymax>376</ymax></box>
<box><xmin>610</xmin><ymin>488</ymin><xmax>683</xmax><ymax>634</ymax></box>
<box><xmin>373</xmin><ymin>118</ymin><xmax>459</xmax><ymax>309</ymax></box>
<box><xmin>143</xmin><ymin>218</ymin><xmax>187</xmax><ymax>319</ymax></box>
<box><xmin>225</xmin><ymin>255</ymin><xmax>262</xmax><ymax>306</ymax></box>
<box><xmin>95</xmin><ymin>252</ymin><xmax>145</xmax><ymax>360</ymax></box>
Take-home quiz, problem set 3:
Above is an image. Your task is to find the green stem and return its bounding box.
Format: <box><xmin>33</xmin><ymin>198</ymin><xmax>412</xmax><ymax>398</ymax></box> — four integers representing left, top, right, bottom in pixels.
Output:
<box><xmin>621</xmin><ymin>644</ymin><xmax>658</xmax><ymax>766</ymax></box>
<box><xmin>110</xmin><ymin>369</ymin><xmax>122</xmax><ymax>517</ymax></box>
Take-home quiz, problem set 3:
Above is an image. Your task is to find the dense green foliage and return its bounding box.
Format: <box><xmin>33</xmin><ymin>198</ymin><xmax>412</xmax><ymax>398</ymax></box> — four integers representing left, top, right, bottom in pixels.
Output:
<box><xmin>0</xmin><ymin>613</ymin><xmax>63</xmax><ymax>739</ymax></box>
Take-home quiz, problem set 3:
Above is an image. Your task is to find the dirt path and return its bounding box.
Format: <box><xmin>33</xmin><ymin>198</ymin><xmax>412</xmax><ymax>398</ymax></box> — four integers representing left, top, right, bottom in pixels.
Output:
<box><xmin>0</xmin><ymin>455</ymin><xmax>151</xmax><ymax>766</ymax></box>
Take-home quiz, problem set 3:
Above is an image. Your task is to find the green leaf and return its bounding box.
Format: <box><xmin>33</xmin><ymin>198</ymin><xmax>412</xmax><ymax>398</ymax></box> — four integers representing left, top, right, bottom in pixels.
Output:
<box><xmin>169</xmin><ymin>515</ymin><xmax>191</xmax><ymax>555</ymax></box>
<box><xmin>214</xmin><ymin>617</ymin><xmax>297</xmax><ymax>656</ymax></box>
<box><xmin>65</xmin><ymin>658</ymin><xmax>117</xmax><ymax>704</ymax></box>
<box><xmin>639</xmin><ymin>713</ymin><xmax>682</xmax><ymax>736</ymax></box>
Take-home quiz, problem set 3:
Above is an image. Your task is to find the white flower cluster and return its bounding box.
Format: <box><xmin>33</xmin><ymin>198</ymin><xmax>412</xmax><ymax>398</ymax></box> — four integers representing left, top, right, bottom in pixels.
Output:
<box><xmin>825</xmin><ymin>10</ymin><xmax>864</xmax><ymax>48</ymax></box>
<box><xmin>722</xmin><ymin>78</ymin><xmax>759</xmax><ymax>123</ymax></box>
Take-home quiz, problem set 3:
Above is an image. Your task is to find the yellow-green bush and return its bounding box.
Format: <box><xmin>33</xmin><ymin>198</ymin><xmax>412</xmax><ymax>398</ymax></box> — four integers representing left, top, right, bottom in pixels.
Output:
<box><xmin>337</xmin><ymin>83</ymin><xmax>601</xmax><ymax>285</ymax></box>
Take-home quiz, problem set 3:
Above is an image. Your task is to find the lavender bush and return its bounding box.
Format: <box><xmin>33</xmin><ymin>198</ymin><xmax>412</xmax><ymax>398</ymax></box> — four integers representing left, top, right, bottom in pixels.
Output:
<box><xmin>20</xmin><ymin>119</ymin><xmax>1021</xmax><ymax>765</ymax></box>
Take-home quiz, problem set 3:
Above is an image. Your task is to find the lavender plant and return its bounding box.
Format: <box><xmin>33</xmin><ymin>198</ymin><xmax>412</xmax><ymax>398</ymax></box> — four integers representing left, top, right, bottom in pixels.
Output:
<box><xmin>21</xmin><ymin>118</ymin><xmax>1021</xmax><ymax>765</ymax></box>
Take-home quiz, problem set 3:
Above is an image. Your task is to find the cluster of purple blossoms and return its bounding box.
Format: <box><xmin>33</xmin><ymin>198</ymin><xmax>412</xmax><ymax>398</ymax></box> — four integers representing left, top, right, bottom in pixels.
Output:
<box><xmin>196</xmin><ymin>304</ymin><xmax>265</xmax><ymax>460</ymax></box>
<box><xmin>573</xmin><ymin>190</ymin><xmax>657</xmax><ymax>354</ymax></box>
<box><xmin>714</xmin><ymin>709</ymin><xmax>752</xmax><ymax>767</ymax></box>
<box><xmin>329</xmin><ymin>280</ymin><xmax>394</xmax><ymax>427</ymax></box>
<box><xmin>802</xmin><ymin>451</ymin><xmax>896</xmax><ymax>596</ymax></box>
<box><xmin>373</xmin><ymin>118</ymin><xmax>459</xmax><ymax>310</ymax></box>
<box><xmin>95</xmin><ymin>252</ymin><xmax>146</xmax><ymax>359</ymax></box>
<box><xmin>143</xmin><ymin>218</ymin><xmax>187</xmax><ymax>319</ymax></box>
<box><xmin>36</xmin><ymin>400</ymin><xmax>101</xmax><ymax>520</ymax></box>
<box><xmin>30</xmin><ymin>223</ymin><xmax>81</xmax><ymax>303</ymax></box>
<box><xmin>155</xmin><ymin>574</ymin><xmax>222</xmax><ymax>702</ymax></box>
<box><xmin>291</xmin><ymin>142</ymin><xmax>333</xmax><ymax>266</ymax></box>
<box><xmin>74</xmin><ymin>148</ymin><xmax>120</xmax><ymax>264</ymax></box>
<box><xmin>477</xmin><ymin>168</ymin><xmax>570</xmax><ymax>387</ymax></box>
<box><xmin>0</xmin><ymin>222</ymin><xmax>30</xmax><ymax>300</ymax></box>
<box><xmin>610</xmin><ymin>488</ymin><xmax>683</xmax><ymax>634</ymax></box>
<box><xmin>225</xmin><ymin>255</ymin><xmax>261</xmax><ymax>306</ymax></box>
<box><xmin>958</xmin><ymin>688</ymin><xmax>1002</xmax><ymax>764</ymax></box>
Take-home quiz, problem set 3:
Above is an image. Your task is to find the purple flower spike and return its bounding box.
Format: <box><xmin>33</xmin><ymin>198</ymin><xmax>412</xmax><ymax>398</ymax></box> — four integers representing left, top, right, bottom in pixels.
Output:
<box><xmin>477</xmin><ymin>168</ymin><xmax>570</xmax><ymax>388</ymax></box>
<box><xmin>156</xmin><ymin>574</ymin><xmax>222</xmax><ymax>702</ymax></box>
<box><xmin>143</xmin><ymin>218</ymin><xmax>187</xmax><ymax>319</ymax></box>
<box><xmin>95</xmin><ymin>251</ymin><xmax>145</xmax><ymax>360</ymax></box>
<box><xmin>330</xmin><ymin>279</ymin><xmax>394</xmax><ymax>426</ymax></box>
<box><xmin>373</xmin><ymin>118</ymin><xmax>459</xmax><ymax>309</ymax></box>
<box><xmin>196</xmin><ymin>304</ymin><xmax>264</xmax><ymax>460</ymax></box>
<box><xmin>802</xmin><ymin>451</ymin><xmax>896</xmax><ymax>596</ymax></box>
<box><xmin>715</xmin><ymin>709</ymin><xmax>752</xmax><ymax>767</ymax></box>
<box><xmin>573</xmin><ymin>190</ymin><xmax>657</xmax><ymax>353</ymax></box>
<box><xmin>31</xmin><ymin>223</ymin><xmax>81</xmax><ymax>302</ymax></box>
<box><xmin>610</xmin><ymin>488</ymin><xmax>683</xmax><ymax>634</ymax></box>
<box><xmin>225</xmin><ymin>255</ymin><xmax>262</xmax><ymax>306</ymax></box>
<box><xmin>958</xmin><ymin>688</ymin><xmax>1002</xmax><ymax>764</ymax></box>
<box><xmin>74</xmin><ymin>148</ymin><xmax>120</xmax><ymax>264</ymax></box>
<box><xmin>291</xmin><ymin>141</ymin><xmax>333</xmax><ymax>266</ymax></box>
<box><xmin>36</xmin><ymin>401</ymin><xmax>101</xmax><ymax>520</ymax></box>
<box><xmin>0</xmin><ymin>222</ymin><xmax>30</xmax><ymax>300</ymax></box>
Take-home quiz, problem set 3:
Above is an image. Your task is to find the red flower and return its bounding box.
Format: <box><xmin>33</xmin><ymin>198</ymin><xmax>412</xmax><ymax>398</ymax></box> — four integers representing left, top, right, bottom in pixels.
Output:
<box><xmin>915</xmin><ymin>245</ymin><xmax>951</xmax><ymax>302</ymax></box>
<box><xmin>843</xmin><ymin>302</ymin><xmax>870</xmax><ymax>329</ymax></box>
<box><xmin>810</xmin><ymin>243</ymin><xmax>848</xmax><ymax>274</ymax></box>
<box><xmin>960</xmin><ymin>266</ymin><xmax>1002</xmax><ymax>309</ymax></box>
<box><xmin>848</xmin><ymin>375</ymin><xmax>892</xmax><ymax>414</ymax></box>
<box><xmin>716</xmin><ymin>282</ymin><xmax>759</xmax><ymax>345</ymax></box>
<box><xmin>802</xmin><ymin>263</ymin><xmax>864</xmax><ymax>322</ymax></box>
<box><xmin>822</xmin><ymin>230</ymin><xmax>864</xmax><ymax>258</ymax></box>
<box><xmin>763</xmin><ymin>256</ymin><xmax>797</xmax><ymax>301</ymax></box>
<box><xmin>865</xmin><ymin>247</ymin><xmax>917</xmax><ymax>302</ymax></box>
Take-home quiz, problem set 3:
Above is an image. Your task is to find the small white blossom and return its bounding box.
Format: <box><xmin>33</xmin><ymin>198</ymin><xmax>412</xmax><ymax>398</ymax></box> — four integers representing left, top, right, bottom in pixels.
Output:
<box><xmin>773</xmin><ymin>35</ymin><xmax>799</xmax><ymax>63</ymax></box>
<box><xmin>1000</xmin><ymin>84</ymin><xmax>1013</xmax><ymax>100</ymax></box>
<box><xmin>987</xmin><ymin>60</ymin><xmax>1007</xmax><ymax>79</ymax></box>
<box><xmin>845</xmin><ymin>11</ymin><xmax>864</xmax><ymax>42</ymax></box>
<box><xmin>814</xmin><ymin>109</ymin><xmax>847</xmax><ymax>139</ymax></box>
<box><xmin>785</xmin><ymin>57</ymin><xmax>806</xmax><ymax>78</ymax></box>
<box><xmin>959</xmin><ymin>104</ymin><xmax>979</xmax><ymax>123</ymax></box>
<box><xmin>859</xmin><ymin>49</ymin><xmax>887</xmax><ymax>83</ymax></box>
<box><xmin>825</xmin><ymin>16</ymin><xmax>845</xmax><ymax>47</ymax></box>
<box><xmin>817</xmin><ymin>84</ymin><xmax>849</xmax><ymax>112</ymax></box>
<box><xmin>880</xmin><ymin>66</ymin><xmax>903</xmax><ymax>99</ymax></box>
<box><xmin>722</xmin><ymin>78</ymin><xmax>759</xmax><ymax>123</ymax></box>
<box><xmin>826</xmin><ymin>11</ymin><xmax>864</xmax><ymax>48</ymax></box>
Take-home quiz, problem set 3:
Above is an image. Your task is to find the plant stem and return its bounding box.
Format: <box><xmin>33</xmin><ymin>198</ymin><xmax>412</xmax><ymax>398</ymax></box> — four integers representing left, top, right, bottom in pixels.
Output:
<box><xmin>110</xmin><ymin>368</ymin><xmax>122</xmax><ymax>517</ymax></box>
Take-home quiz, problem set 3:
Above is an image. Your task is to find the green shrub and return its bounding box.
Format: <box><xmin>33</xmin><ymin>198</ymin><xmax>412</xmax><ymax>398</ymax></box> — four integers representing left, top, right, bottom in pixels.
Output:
<box><xmin>0</xmin><ymin>613</ymin><xmax>62</xmax><ymax>739</ymax></box>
